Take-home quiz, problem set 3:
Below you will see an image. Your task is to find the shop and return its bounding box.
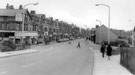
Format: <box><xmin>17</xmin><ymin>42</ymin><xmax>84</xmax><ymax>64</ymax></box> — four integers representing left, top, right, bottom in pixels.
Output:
<box><xmin>15</xmin><ymin>32</ymin><xmax>39</xmax><ymax>45</ymax></box>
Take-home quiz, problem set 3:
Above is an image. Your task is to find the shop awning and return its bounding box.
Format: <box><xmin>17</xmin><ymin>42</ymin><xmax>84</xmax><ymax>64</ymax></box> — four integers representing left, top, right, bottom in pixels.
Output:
<box><xmin>15</xmin><ymin>32</ymin><xmax>38</xmax><ymax>37</ymax></box>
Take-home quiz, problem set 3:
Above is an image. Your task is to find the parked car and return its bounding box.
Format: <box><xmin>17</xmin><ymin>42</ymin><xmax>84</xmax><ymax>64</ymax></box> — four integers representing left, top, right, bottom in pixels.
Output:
<box><xmin>57</xmin><ymin>38</ymin><xmax>70</xmax><ymax>43</ymax></box>
<box><xmin>69</xmin><ymin>37</ymin><xmax>74</xmax><ymax>40</ymax></box>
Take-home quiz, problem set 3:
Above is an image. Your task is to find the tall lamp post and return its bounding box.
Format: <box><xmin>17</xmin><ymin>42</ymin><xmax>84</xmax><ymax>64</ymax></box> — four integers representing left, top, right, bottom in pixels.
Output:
<box><xmin>96</xmin><ymin>20</ymin><xmax>102</xmax><ymax>45</ymax></box>
<box><xmin>129</xmin><ymin>20</ymin><xmax>135</xmax><ymax>47</ymax></box>
<box><xmin>84</xmin><ymin>25</ymin><xmax>87</xmax><ymax>37</ymax></box>
<box><xmin>95</xmin><ymin>4</ymin><xmax>110</xmax><ymax>44</ymax></box>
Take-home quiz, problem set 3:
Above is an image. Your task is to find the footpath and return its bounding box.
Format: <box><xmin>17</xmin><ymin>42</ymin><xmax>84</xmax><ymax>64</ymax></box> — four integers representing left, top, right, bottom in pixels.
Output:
<box><xmin>88</xmin><ymin>41</ymin><xmax>133</xmax><ymax>75</ymax></box>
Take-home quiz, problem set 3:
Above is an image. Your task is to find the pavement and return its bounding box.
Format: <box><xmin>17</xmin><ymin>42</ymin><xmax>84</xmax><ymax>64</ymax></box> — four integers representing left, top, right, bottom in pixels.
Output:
<box><xmin>0</xmin><ymin>41</ymin><xmax>56</xmax><ymax>58</ymax></box>
<box><xmin>88</xmin><ymin>41</ymin><xmax>133</xmax><ymax>75</ymax></box>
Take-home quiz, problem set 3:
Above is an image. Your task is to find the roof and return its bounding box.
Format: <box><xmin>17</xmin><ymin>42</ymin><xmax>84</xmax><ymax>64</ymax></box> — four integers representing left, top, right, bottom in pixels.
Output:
<box><xmin>0</xmin><ymin>9</ymin><xmax>32</xmax><ymax>20</ymax></box>
<box><xmin>35</xmin><ymin>14</ymin><xmax>45</xmax><ymax>19</ymax></box>
<box><xmin>0</xmin><ymin>9</ymin><xmax>27</xmax><ymax>16</ymax></box>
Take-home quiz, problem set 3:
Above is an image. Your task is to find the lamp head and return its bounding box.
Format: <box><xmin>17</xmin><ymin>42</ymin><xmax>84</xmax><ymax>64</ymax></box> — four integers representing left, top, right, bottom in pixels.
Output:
<box><xmin>95</xmin><ymin>4</ymin><xmax>99</xmax><ymax>6</ymax></box>
<box><xmin>34</xmin><ymin>2</ymin><xmax>39</xmax><ymax>5</ymax></box>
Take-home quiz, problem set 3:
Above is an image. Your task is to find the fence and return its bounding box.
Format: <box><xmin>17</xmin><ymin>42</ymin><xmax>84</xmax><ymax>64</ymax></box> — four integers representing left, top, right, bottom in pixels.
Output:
<box><xmin>15</xmin><ymin>44</ymin><xmax>30</xmax><ymax>50</ymax></box>
<box><xmin>120</xmin><ymin>47</ymin><xmax>135</xmax><ymax>74</ymax></box>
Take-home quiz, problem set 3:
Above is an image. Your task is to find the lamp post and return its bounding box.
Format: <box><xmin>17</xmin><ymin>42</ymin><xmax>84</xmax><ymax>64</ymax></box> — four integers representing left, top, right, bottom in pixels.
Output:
<box><xmin>129</xmin><ymin>20</ymin><xmax>135</xmax><ymax>47</ymax></box>
<box><xmin>96</xmin><ymin>20</ymin><xmax>102</xmax><ymax>45</ymax></box>
<box><xmin>84</xmin><ymin>25</ymin><xmax>89</xmax><ymax>38</ymax></box>
<box><xmin>95</xmin><ymin>4</ymin><xmax>110</xmax><ymax>44</ymax></box>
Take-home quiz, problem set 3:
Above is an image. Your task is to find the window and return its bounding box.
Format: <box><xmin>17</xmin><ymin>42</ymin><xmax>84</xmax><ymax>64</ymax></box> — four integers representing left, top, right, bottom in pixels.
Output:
<box><xmin>2</xmin><ymin>23</ymin><xmax>6</xmax><ymax>30</ymax></box>
<box><xmin>19</xmin><ymin>24</ymin><xmax>22</xmax><ymax>31</ymax></box>
<box><xmin>33</xmin><ymin>25</ymin><xmax>37</xmax><ymax>31</ymax></box>
<box><xmin>53</xmin><ymin>29</ymin><xmax>55</xmax><ymax>32</ymax></box>
<box><xmin>49</xmin><ymin>28</ymin><xmax>52</xmax><ymax>32</ymax></box>
<box><xmin>0</xmin><ymin>23</ymin><xmax>2</xmax><ymax>30</ymax></box>
<box><xmin>24</xmin><ymin>24</ymin><xmax>28</xmax><ymax>31</ymax></box>
<box><xmin>44</xmin><ymin>27</ymin><xmax>47</xmax><ymax>32</ymax></box>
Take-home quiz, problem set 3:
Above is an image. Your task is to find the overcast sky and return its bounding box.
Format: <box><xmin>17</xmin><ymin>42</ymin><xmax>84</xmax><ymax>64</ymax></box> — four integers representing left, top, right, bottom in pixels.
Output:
<box><xmin>0</xmin><ymin>0</ymin><xmax>135</xmax><ymax>31</ymax></box>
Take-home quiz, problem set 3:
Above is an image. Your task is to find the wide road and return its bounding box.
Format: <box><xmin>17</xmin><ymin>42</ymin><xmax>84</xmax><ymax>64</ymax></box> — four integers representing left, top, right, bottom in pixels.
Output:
<box><xmin>0</xmin><ymin>39</ymin><xmax>94</xmax><ymax>75</ymax></box>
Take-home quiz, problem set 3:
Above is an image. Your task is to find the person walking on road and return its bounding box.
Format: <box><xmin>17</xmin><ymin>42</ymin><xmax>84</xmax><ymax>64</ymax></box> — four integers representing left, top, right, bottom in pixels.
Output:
<box><xmin>100</xmin><ymin>43</ymin><xmax>106</xmax><ymax>58</ymax></box>
<box><xmin>106</xmin><ymin>44</ymin><xmax>112</xmax><ymax>60</ymax></box>
<box><xmin>77</xmin><ymin>42</ymin><xmax>81</xmax><ymax>48</ymax></box>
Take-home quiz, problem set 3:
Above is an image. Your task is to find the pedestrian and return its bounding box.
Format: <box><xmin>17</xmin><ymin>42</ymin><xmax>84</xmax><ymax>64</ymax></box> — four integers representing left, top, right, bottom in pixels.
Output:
<box><xmin>106</xmin><ymin>44</ymin><xmax>112</xmax><ymax>60</ymax></box>
<box><xmin>100</xmin><ymin>43</ymin><xmax>106</xmax><ymax>58</ymax></box>
<box><xmin>77</xmin><ymin>42</ymin><xmax>81</xmax><ymax>48</ymax></box>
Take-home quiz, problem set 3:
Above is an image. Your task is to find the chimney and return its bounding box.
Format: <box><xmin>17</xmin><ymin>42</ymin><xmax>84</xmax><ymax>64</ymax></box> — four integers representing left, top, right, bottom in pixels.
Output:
<box><xmin>9</xmin><ymin>5</ymin><xmax>14</xmax><ymax>9</ymax></box>
<box><xmin>30</xmin><ymin>10</ymin><xmax>36</xmax><ymax>14</ymax></box>
<box><xmin>19</xmin><ymin>5</ymin><xmax>23</xmax><ymax>9</ymax></box>
<box><xmin>55</xmin><ymin>19</ymin><xmax>59</xmax><ymax>21</ymax></box>
<box><xmin>6</xmin><ymin>3</ymin><xmax>9</xmax><ymax>9</ymax></box>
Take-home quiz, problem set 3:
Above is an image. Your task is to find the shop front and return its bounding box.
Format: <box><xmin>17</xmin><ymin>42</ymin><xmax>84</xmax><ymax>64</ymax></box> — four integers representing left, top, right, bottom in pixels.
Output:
<box><xmin>15</xmin><ymin>32</ymin><xmax>39</xmax><ymax>45</ymax></box>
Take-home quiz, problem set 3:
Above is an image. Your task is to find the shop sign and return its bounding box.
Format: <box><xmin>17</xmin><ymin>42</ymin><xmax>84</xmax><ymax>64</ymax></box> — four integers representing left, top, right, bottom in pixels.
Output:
<box><xmin>15</xmin><ymin>13</ymin><xmax>23</xmax><ymax>21</ymax></box>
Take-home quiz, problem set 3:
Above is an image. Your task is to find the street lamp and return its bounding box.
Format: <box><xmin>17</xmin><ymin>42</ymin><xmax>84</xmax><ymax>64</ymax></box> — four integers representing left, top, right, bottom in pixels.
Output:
<box><xmin>96</xmin><ymin>20</ymin><xmax>102</xmax><ymax>45</ymax></box>
<box><xmin>23</xmin><ymin>2</ymin><xmax>39</xmax><ymax>8</ymax></box>
<box><xmin>95</xmin><ymin>4</ymin><xmax>110</xmax><ymax>44</ymax></box>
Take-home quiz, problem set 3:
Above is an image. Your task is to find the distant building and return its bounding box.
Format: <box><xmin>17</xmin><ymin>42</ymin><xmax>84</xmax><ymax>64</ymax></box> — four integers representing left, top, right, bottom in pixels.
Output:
<box><xmin>110</xmin><ymin>29</ymin><xmax>125</xmax><ymax>38</ymax></box>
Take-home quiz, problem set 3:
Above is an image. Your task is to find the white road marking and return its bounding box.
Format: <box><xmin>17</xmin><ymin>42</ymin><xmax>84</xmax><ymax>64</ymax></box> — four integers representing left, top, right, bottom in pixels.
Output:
<box><xmin>0</xmin><ymin>71</ymin><xmax>8</xmax><ymax>74</ymax></box>
<box><xmin>50</xmin><ymin>46</ymin><xmax>53</xmax><ymax>50</ymax></box>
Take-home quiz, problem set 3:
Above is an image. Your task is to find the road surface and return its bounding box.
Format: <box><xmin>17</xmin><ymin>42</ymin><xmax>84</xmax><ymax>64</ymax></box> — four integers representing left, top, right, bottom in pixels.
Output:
<box><xmin>0</xmin><ymin>39</ymin><xmax>94</xmax><ymax>75</ymax></box>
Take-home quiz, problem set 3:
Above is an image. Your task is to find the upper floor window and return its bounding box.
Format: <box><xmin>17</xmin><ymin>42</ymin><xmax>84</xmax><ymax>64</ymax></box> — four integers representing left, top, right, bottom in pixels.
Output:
<box><xmin>0</xmin><ymin>23</ymin><xmax>2</xmax><ymax>30</ymax></box>
<box><xmin>44</xmin><ymin>27</ymin><xmax>48</xmax><ymax>32</ymax></box>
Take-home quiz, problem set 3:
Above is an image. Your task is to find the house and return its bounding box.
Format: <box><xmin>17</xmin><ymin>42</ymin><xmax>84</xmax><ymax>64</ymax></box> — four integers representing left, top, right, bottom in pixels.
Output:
<box><xmin>0</xmin><ymin>9</ymin><xmax>38</xmax><ymax>44</ymax></box>
<box><xmin>94</xmin><ymin>25</ymin><xmax>119</xmax><ymax>44</ymax></box>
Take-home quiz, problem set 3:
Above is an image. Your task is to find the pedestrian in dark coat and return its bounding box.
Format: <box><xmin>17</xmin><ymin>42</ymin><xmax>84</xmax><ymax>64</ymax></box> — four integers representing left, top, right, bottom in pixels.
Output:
<box><xmin>100</xmin><ymin>44</ymin><xmax>106</xmax><ymax>58</ymax></box>
<box><xmin>106</xmin><ymin>44</ymin><xmax>112</xmax><ymax>60</ymax></box>
<box><xmin>77</xmin><ymin>42</ymin><xmax>81</xmax><ymax>48</ymax></box>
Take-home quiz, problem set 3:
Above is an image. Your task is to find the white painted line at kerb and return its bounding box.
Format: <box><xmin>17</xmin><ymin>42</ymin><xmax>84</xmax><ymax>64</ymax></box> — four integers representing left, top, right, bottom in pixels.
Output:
<box><xmin>0</xmin><ymin>71</ymin><xmax>8</xmax><ymax>74</ymax></box>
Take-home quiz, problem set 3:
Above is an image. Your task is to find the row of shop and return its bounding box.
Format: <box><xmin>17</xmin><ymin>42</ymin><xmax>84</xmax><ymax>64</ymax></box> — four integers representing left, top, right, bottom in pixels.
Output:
<box><xmin>0</xmin><ymin>31</ymin><xmax>38</xmax><ymax>45</ymax></box>
<box><xmin>0</xmin><ymin>31</ymin><xmax>72</xmax><ymax>45</ymax></box>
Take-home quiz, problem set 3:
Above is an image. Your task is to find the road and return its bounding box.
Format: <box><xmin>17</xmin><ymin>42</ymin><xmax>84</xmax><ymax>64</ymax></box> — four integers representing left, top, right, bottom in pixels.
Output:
<box><xmin>0</xmin><ymin>39</ymin><xmax>94</xmax><ymax>75</ymax></box>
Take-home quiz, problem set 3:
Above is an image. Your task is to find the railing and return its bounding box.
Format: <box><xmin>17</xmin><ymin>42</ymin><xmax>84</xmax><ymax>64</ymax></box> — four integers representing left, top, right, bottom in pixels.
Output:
<box><xmin>15</xmin><ymin>44</ymin><xmax>30</xmax><ymax>50</ymax></box>
<box><xmin>120</xmin><ymin>47</ymin><xmax>135</xmax><ymax>74</ymax></box>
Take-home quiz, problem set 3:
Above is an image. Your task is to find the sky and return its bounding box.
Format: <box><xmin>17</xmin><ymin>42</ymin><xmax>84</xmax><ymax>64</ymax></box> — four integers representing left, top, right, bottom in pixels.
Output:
<box><xmin>0</xmin><ymin>0</ymin><xmax>135</xmax><ymax>31</ymax></box>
